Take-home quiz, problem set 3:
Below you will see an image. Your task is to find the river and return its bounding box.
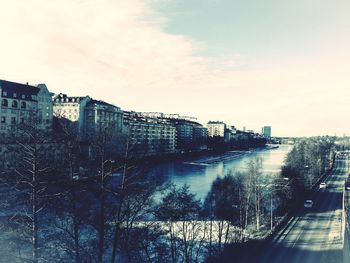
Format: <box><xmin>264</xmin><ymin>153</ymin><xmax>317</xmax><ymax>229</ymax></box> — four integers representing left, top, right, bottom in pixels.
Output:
<box><xmin>151</xmin><ymin>145</ymin><xmax>292</xmax><ymax>200</ymax></box>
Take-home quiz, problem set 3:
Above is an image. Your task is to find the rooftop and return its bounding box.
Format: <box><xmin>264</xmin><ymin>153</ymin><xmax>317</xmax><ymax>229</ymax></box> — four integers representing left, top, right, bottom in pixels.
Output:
<box><xmin>86</xmin><ymin>99</ymin><xmax>120</xmax><ymax>110</ymax></box>
<box><xmin>207</xmin><ymin>121</ymin><xmax>225</xmax><ymax>124</ymax></box>
<box><xmin>0</xmin><ymin>79</ymin><xmax>39</xmax><ymax>95</ymax></box>
<box><xmin>53</xmin><ymin>93</ymin><xmax>88</xmax><ymax>103</ymax></box>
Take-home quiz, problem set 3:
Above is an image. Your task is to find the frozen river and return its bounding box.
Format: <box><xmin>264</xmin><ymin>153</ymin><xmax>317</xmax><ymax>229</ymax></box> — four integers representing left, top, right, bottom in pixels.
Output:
<box><xmin>151</xmin><ymin>145</ymin><xmax>292</xmax><ymax>200</ymax></box>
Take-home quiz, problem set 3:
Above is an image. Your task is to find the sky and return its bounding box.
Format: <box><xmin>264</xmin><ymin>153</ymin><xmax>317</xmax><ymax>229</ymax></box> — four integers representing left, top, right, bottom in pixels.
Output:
<box><xmin>0</xmin><ymin>0</ymin><xmax>350</xmax><ymax>137</ymax></box>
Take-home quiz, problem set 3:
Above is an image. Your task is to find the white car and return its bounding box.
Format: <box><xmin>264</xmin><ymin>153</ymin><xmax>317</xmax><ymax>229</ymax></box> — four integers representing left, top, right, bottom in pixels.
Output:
<box><xmin>319</xmin><ymin>182</ymin><xmax>327</xmax><ymax>189</ymax></box>
<box><xmin>304</xmin><ymin>200</ymin><xmax>313</xmax><ymax>208</ymax></box>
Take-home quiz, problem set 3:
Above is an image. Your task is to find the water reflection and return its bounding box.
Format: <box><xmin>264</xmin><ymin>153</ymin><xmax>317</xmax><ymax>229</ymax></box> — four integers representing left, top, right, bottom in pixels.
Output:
<box><xmin>152</xmin><ymin>145</ymin><xmax>292</xmax><ymax>200</ymax></box>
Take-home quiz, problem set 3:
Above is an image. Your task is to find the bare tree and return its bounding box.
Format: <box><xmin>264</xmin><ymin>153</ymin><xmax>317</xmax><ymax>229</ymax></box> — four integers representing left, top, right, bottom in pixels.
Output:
<box><xmin>1</xmin><ymin>113</ymin><xmax>54</xmax><ymax>262</ymax></box>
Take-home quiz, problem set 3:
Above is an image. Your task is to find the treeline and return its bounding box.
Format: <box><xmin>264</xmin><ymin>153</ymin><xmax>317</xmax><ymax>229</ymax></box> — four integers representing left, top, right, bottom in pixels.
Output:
<box><xmin>0</xmin><ymin>123</ymin><xmax>282</xmax><ymax>263</ymax></box>
<box><xmin>0</xmin><ymin>115</ymin><xmax>271</xmax><ymax>263</ymax></box>
<box><xmin>207</xmin><ymin>136</ymin><xmax>267</xmax><ymax>152</ymax></box>
<box><xmin>0</xmin><ymin>116</ymin><xmax>334</xmax><ymax>263</ymax></box>
<box><xmin>278</xmin><ymin>136</ymin><xmax>335</xmax><ymax>212</ymax></box>
<box><xmin>208</xmin><ymin>136</ymin><xmax>336</xmax><ymax>262</ymax></box>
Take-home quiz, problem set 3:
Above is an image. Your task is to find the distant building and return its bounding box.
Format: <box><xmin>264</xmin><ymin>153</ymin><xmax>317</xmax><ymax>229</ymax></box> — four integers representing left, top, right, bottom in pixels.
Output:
<box><xmin>261</xmin><ymin>126</ymin><xmax>272</xmax><ymax>138</ymax></box>
<box><xmin>0</xmin><ymin>80</ymin><xmax>53</xmax><ymax>138</ymax></box>
<box><xmin>53</xmin><ymin>93</ymin><xmax>123</xmax><ymax>138</ymax></box>
<box><xmin>83</xmin><ymin>99</ymin><xmax>123</xmax><ymax>138</ymax></box>
<box><xmin>139</xmin><ymin>112</ymin><xmax>208</xmax><ymax>151</ymax></box>
<box><xmin>52</xmin><ymin>94</ymin><xmax>90</xmax><ymax>134</ymax></box>
<box><xmin>193</xmin><ymin>126</ymin><xmax>208</xmax><ymax>150</ymax></box>
<box><xmin>123</xmin><ymin>111</ymin><xmax>176</xmax><ymax>157</ymax></box>
<box><xmin>207</xmin><ymin>121</ymin><xmax>226</xmax><ymax>137</ymax></box>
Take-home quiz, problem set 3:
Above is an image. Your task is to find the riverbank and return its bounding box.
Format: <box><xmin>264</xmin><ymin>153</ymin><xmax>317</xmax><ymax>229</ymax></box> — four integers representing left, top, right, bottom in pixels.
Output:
<box><xmin>129</xmin><ymin>144</ymin><xmax>282</xmax><ymax>169</ymax></box>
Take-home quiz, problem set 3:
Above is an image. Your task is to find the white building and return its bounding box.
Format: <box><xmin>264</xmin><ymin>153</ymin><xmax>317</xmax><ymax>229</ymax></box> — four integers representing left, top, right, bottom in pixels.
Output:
<box><xmin>53</xmin><ymin>93</ymin><xmax>123</xmax><ymax>138</ymax></box>
<box><xmin>206</xmin><ymin>121</ymin><xmax>226</xmax><ymax>137</ymax></box>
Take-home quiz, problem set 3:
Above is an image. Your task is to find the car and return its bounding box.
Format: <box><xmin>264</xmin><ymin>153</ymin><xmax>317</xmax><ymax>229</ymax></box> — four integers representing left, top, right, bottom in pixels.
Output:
<box><xmin>346</xmin><ymin>181</ymin><xmax>350</xmax><ymax>190</ymax></box>
<box><xmin>319</xmin><ymin>182</ymin><xmax>327</xmax><ymax>189</ymax></box>
<box><xmin>304</xmin><ymin>200</ymin><xmax>313</xmax><ymax>208</ymax></box>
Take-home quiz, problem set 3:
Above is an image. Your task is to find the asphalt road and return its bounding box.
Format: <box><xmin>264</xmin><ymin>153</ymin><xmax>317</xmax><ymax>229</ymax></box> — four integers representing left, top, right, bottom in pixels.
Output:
<box><xmin>255</xmin><ymin>156</ymin><xmax>348</xmax><ymax>263</ymax></box>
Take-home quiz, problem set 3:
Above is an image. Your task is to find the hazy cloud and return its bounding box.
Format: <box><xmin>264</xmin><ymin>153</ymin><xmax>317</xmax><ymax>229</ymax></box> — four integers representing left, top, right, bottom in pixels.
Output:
<box><xmin>1</xmin><ymin>0</ymin><xmax>350</xmax><ymax>136</ymax></box>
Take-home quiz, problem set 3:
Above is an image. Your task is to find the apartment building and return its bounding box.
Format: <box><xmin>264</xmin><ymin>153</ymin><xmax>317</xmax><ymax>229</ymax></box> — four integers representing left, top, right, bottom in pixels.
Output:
<box><xmin>53</xmin><ymin>93</ymin><xmax>123</xmax><ymax>138</ymax></box>
<box><xmin>139</xmin><ymin>112</ymin><xmax>208</xmax><ymax>151</ymax></box>
<box><xmin>207</xmin><ymin>121</ymin><xmax>226</xmax><ymax>137</ymax></box>
<box><xmin>0</xmin><ymin>80</ymin><xmax>52</xmax><ymax>139</ymax></box>
<box><xmin>123</xmin><ymin>111</ymin><xmax>176</xmax><ymax>157</ymax></box>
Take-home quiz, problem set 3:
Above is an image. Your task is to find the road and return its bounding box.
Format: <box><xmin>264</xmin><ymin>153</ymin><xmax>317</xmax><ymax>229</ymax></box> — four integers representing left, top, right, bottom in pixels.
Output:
<box><xmin>254</xmin><ymin>156</ymin><xmax>348</xmax><ymax>263</ymax></box>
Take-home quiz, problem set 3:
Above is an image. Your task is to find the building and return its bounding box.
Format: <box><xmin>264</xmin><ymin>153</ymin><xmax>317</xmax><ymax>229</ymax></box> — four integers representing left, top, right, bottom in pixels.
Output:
<box><xmin>139</xmin><ymin>112</ymin><xmax>208</xmax><ymax>151</ymax></box>
<box><xmin>0</xmin><ymin>80</ymin><xmax>53</xmax><ymax>139</ymax></box>
<box><xmin>53</xmin><ymin>93</ymin><xmax>123</xmax><ymax>138</ymax></box>
<box><xmin>52</xmin><ymin>94</ymin><xmax>90</xmax><ymax>134</ymax></box>
<box><xmin>83</xmin><ymin>99</ymin><xmax>123</xmax><ymax>138</ymax></box>
<box><xmin>123</xmin><ymin>111</ymin><xmax>176</xmax><ymax>157</ymax></box>
<box><xmin>193</xmin><ymin>126</ymin><xmax>208</xmax><ymax>150</ymax></box>
<box><xmin>261</xmin><ymin>126</ymin><xmax>272</xmax><ymax>138</ymax></box>
<box><xmin>207</xmin><ymin>121</ymin><xmax>226</xmax><ymax>137</ymax></box>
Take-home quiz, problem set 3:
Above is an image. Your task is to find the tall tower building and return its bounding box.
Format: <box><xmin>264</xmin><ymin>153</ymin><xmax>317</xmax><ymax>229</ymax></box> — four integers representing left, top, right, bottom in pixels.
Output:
<box><xmin>261</xmin><ymin>126</ymin><xmax>272</xmax><ymax>138</ymax></box>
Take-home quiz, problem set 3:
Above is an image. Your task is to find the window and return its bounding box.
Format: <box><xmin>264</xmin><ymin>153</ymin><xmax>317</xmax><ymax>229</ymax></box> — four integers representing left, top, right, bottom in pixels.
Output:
<box><xmin>20</xmin><ymin>118</ymin><xmax>24</xmax><ymax>124</ymax></box>
<box><xmin>13</xmin><ymin>92</ymin><xmax>17</xmax><ymax>98</ymax></box>
<box><xmin>11</xmin><ymin>117</ymin><xmax>16</xmax><ymax>124</ymax></box>
<box><xmin>21</xmin><ymin>94</ymin><xmax>26</xmax><ymax>99</ymax></box>
<box><xmin>2</xmin><ymin>91</ymin><xmax>7</xmax><ymax>96</ymax></box>
<box><xmin>1</xmin><ymin>116</ymin><xmax>5</xmax><ymax>123</ymax></box>
<box><xmin>2</xmin><ymin>99</ymin><xmax>8</xmax><ymax>107</ymax></box>
<box><xmin>21</xmin><ymin>101</ymin><xmax>26</xmax><ymax>109</ymax></box>
<box><xmin>12</xmin><ymin>100</ymin><xmax>18</xmax><ymax>108</ymax></box>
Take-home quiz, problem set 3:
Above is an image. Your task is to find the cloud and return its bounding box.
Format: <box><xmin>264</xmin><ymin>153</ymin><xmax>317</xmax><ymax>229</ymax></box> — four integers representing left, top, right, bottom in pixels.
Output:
<box><xmin>1</xmin><ymin>0</ymin><xmax>350</xmax><ymax>136</ymax></box>
<box><xmin>0</xmin><ymin>0</ymin><xmax>206</xmax><ymax>92</ymax></box>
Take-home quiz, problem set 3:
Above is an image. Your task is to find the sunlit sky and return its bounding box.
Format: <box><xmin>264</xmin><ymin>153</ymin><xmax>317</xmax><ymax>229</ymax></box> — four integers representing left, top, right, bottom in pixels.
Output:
<box><xmin>1</xmin><ymin>0</ymin><xmax>350</xmax><ymax>137</ymax></box>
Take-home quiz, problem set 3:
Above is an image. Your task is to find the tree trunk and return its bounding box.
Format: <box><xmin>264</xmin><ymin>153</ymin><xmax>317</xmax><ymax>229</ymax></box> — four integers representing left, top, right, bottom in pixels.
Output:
<box><xmin>97</xmin><ymin>194</ymin><xmax>106</xmax><ymax>263</ymax></box>
<box><xmin>72</xmin><ymin>188</ymin><xmax>80</xmax><ymax>263</ymax></box>
<box><xmin>98</xmin><ymin>154</ymin><xmax>106</xmax><ymax>263</ymax></box>
<box><xmin>32</xmin><ymin>185</ymin><xmax>38</xmax><ymax>263</ymax></box>
<box><xmin>32</xmin><ymin>147</ymin><xmax>39</xmax><ymax>263</ymax></box>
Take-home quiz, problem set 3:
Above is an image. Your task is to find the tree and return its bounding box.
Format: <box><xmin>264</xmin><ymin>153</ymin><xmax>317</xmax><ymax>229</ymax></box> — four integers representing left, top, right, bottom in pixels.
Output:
<box><xmin>203</xmin><ymin>172</ymin><xmax>245</xmax><ymax>254</ymax></box>
<box><xmin>1</xmin><ymin>114</ymin><xmax>54</xmax><ymax>262</ymax></box>
<box><xmin>156</xmin><ymin>184</ymin><xmax>202</xmax><ymax>263</ymax></box>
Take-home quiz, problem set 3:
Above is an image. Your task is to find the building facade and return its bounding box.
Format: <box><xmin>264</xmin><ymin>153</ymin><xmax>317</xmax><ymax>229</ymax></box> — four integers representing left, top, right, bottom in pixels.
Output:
<box><xmin>261</xmin><ymin>126</ymin><xmax>272</xmax><ymax>138</ymax></box>
<box><xmin>123</xmin><ymin>111</ymin><xmax>176</xmax><ymax>157</ymax></box>
<box><xmin>0</xmin><ymin>80</ymin><xmax>53</xmax><ymax>139</ymax></box>
<box><xmin>52</xmin><ymin>94</ymin><xmax>90</xmax><ymax>134</ymax></box>
<box><xmin>53</xmin><ymin>94</ymin><xmax>123</xmax><ymax>138</ymax></box>
<box><xmin>83</xmin><ymin>99</ymin><xmax>123</xmax><ymax>138</ymax></box>
<box><xmin>139</xmin><ymin>112</ymin><xmax>208</xmax><ymax>151</ymax></box>
<box><xmin>207</xmin><ymin>121</ymin><xmax>226</xmax><ymax>137</ymax></box>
